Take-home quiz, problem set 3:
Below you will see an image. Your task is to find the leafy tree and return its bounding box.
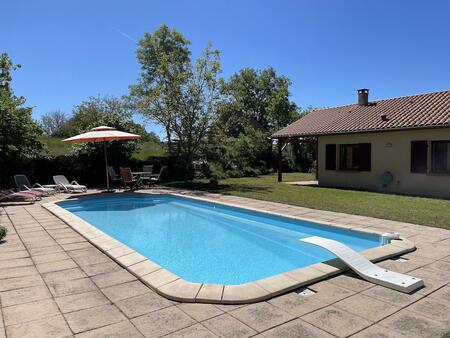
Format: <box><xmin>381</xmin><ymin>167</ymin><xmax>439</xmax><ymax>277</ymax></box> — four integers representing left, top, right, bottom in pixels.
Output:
<box><xmin>221</xmin><ymin>67</ymin><xmax>299</xmax><ymax>133</ymax></box>
<box><xmin>207</xmin><ymin>127</ymin><xmax>272</xmax><ymax>178</ymax></box>
<box><xmin>206</xmin><ymin>67</ymin><xmax>300</xmax><ymax>177</ymax></box>
<box><xmin>0</xmin><ymin>53</ymin><xmax>43</xmax><ymax>185</ymax></box>
<box><xmin>62</xmin><ymin>96</ymin><xmax>147</xmax><ymax>160</ymax></box>
<box><xmin>170</xmin><ymin>45</ymin><xmax>222</xmax><ymax>175</ymax></box>
<box><xmin>41</xmin><ymin>110</ymin><xmax>67</xmax><ymax>136</ymax></box>
<box><xmin>129</xmin><ymin>25</ymin><xmax>222</xmax><ymax>178</ymax></box>
<box><xmin>128</xmin><ymin>25</ymin><xmax>190</xmax><ymax>155</ymax></box>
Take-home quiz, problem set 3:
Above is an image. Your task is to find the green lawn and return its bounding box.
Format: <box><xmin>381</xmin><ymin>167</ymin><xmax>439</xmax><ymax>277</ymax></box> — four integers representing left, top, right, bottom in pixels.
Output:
<box><xmin>131</xmin><ymin>141</ymin><xmax>165</xmax><ymax>160</ymax></box>
<box><xmin>40</xmin><ymin>135</ymin><xmax>165</xmax><ymax>159</ymax></box>
<box><xmin>167</xmin><ymin>172</ymin><xmax>450</xmax><ymax>229</ymax></box>
<box><xmin>39</xmin><ymin>135</ymin><xmax>74</xmax><ymax>156</ymax></box>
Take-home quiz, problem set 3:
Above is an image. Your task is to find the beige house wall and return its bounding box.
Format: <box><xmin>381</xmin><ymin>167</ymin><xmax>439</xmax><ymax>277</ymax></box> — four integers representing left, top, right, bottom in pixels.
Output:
<box><xmin>317</xmin><ymin>127</ymin><xmax>450</xmax><ymax>199</ymax></box>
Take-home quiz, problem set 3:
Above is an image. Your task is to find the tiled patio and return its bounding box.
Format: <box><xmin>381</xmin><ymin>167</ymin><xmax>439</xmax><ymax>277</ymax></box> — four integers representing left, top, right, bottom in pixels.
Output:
<box><xmin>0</xmin><ymin>190</ymin><xmax>449</xmax><ymax>338</ymax></box>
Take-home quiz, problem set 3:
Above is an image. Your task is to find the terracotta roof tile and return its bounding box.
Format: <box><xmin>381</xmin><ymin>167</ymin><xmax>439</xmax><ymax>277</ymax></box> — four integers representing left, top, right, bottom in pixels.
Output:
<box><xmin>272</xmin><ymin>90</ymin><xmax>450</xmax><ymax>138</ymax></box>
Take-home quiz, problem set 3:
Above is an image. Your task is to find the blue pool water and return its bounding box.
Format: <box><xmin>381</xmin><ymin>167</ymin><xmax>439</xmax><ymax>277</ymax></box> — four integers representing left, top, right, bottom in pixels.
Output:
<box><xmin>58</xmin><ymin>194</ymin><xmax>382</xmax><ymax>284</ymax></box>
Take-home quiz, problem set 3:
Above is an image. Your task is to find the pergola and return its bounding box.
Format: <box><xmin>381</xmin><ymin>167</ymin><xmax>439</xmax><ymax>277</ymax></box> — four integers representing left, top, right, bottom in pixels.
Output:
<box><xmin>273</xmin><ymin>136</ymin><xmax>319</xmax><ymax>182</ymax></box>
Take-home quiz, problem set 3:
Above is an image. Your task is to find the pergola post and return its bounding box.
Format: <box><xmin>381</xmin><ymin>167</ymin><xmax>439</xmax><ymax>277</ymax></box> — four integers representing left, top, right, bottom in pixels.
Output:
<box><xmin>314</xmin><ymin>138</ymin><xmax>319</xmax><ymax>180</ymax></box>
<box><xmin>277</xmin><ymin>138</ymin><xmax>284</xmax><ymax>182</ymax></box>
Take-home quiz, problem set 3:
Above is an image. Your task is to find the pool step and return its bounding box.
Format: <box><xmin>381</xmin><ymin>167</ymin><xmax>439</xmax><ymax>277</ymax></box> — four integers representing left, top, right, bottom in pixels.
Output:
<box><xmin>300</xmin><ymin>236</ymin><xmax>424</xmax><ymax>293</ymax></box>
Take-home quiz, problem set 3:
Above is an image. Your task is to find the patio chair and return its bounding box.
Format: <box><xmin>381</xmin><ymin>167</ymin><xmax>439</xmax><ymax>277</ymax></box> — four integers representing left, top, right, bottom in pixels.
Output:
<box><xmin>140</xmin><ymin>164</ymin><xmax>154</xmax><ymax>186</ymax></box>
<box><xmin>149</xmin><ymin>166</ymin><xmax>167</xmax><ymax>185</ymax></box>
<box><xmin>14</xmin><ymin>174</ymin><xmax>57</xmax><ymax>196</ymax></box>
<box><xmin>119</xmin><ymin>167</ymin><xmax>141</xmax><ymax>190</ymax></box>
<box><xmin>143</xmin><ymin>165</ymin><xmax>153</xmax><ymax>173</ymax></box>
<box><xmin>0</xmin><ymin>189</ymin><xmax>38</xmax><ymax>204</ymax></box>
<box><xmin>107</xmin><ymin>167</ymin><xmax>122</xmax><ymax>187</ymax></box>
<box><xmin>53</xmin><ymin>175</ymin><xmax>87</xmax><ymax>193</ymax></box>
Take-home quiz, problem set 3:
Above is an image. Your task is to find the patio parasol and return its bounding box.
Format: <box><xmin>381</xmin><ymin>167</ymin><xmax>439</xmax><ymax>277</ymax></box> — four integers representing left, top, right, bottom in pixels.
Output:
<box><xmin>63</xmin><ymin>126</ymin><xmax>141</xmax><ymax>191</ymax></box>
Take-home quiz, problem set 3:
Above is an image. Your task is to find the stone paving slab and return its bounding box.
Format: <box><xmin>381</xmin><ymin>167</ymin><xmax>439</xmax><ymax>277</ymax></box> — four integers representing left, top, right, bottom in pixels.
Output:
<box><xmin>229</xmin><ymin>302</ymin><xmax>296</xmax><ymax>332</ymax></box>
<box><xmin>0</xmin><ymin>285</ymin><xmax>52</xmax><ymax>307</ymax></box>
<box><xmin>5</xmin><ymin>315</ymin><xmax>72</xmax><ymax>338</ymax></box>
<box><xmin>2</xmin><ymin>298</ymin><xmax>60</xmax><ymax>326</ymax></box>
<box><xmin>0</xmin><ymin>190</ymin><xmax>449</xmax><ymax>337</ymax></box>
<box><xmin>115</xmin><ymin>291</ymin><xmax>174</xmax><ymax>318</ymax></box>
<box><xmin>64</xmin><ymin>304</ymin><xmax>127</xmax><ymax>334</ymax></box>
<box><xmin>131</xmin><ymin>306</ymin><xmax>197</xmax><ymax>337</ymax></box>
<box><xmin>262</xmin><ymin>318</ymin><xmax>335</xmax><ymax>338</ymax></box>
<box><xmin>55</xmin><ymin>290</ymin><xmax>110</xmax><ymax>313</ymax></box>
<box><xmin>75</xmin><ymin>320</ymin><xmax>144</xmax><ymax>338</ymax></box>
<box><xmin>302</xmin><ymin>305</ymin><xmax>373</xmax><ymax>337</ymax></box>
<box><xmin>203</xmin><ymin>313</ymin><xmax>257</xmax><ymax>338</ymax></box>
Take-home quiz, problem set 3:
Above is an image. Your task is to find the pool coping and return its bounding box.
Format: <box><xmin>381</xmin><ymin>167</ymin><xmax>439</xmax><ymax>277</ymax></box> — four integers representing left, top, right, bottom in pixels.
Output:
<box><xmin>42</xmin><ymin>191</ymin><xmax>417</xmax><ymax>304</ymax></box>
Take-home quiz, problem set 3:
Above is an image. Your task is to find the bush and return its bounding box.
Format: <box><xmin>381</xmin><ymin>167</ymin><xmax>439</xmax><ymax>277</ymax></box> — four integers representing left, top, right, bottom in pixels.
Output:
<box><xmin>209</xmin><ymin>176</ymin><xmax>219</xmax><ymax>187</ymax></box>
<box><xmin>0</xmin><ymin>226</ymin><xmax>7</xmax><ymax>241</ymax></box>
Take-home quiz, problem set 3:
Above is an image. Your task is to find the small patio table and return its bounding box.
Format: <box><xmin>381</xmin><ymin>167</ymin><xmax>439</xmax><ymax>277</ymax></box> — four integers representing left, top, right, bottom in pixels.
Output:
<box><xmin>131</xmin><ymin>171</ymin><xmax>153</xmax><ymax>187</ymax></box>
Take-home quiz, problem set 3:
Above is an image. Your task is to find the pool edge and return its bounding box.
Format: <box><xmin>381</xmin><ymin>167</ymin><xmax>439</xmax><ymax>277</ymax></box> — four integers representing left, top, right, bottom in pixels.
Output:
<box><xmin>42</xmin><ymin>193</ymin><xmax>416</xmax><ymax>304</ymax></box>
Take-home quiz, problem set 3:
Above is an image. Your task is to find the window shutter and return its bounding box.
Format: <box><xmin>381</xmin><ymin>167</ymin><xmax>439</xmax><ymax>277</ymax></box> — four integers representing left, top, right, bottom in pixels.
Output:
<box><xmin>359</xmin><ymin>143</ymin><xmax>371</xmax><ymax>171</ymax></box>
<box><xmin>411</xmin><ymin>141</ymin><xmax>427</xmax><ymax>173</ymax></box>
<box><xmin>325</xmin><ymin>144</ymin><xmax>336</xmax><ymax>170</ymax></box>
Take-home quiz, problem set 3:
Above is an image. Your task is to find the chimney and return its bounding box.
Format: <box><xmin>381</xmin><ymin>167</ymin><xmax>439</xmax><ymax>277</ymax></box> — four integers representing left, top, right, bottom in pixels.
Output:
<box><xmin>357</xmin><ymin>88</ymin><xmax>369</xmax><ymax>106</ymax></box>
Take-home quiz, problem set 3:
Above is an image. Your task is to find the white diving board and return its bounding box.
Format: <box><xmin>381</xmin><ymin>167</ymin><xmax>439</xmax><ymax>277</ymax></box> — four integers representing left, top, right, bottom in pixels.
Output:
<box><xmin>300</xmin><ymin>236</ymin><xmax>424</xmax><ymax>293</ymax></box>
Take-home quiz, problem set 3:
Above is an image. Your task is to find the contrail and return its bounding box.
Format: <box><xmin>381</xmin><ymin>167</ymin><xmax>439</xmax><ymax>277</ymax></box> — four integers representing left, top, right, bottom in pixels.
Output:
<box><xmin>113</xmin><ymin>27</ymin><xmax>137</xmax><ymax>43</ymax></box>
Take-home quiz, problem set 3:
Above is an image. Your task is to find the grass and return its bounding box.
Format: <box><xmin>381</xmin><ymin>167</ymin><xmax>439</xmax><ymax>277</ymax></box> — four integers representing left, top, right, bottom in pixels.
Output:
<box><xmin>40</xmin><ymin>135</ymin><xmax>165</xmax><ymax>160</ymax></box>
<box><xmin>132</xmin><ymin>142</ymin><xmax>165</xmax><ymax>160</ymax></box>
<box><xmin>39</xmin><ymin>135</ymin><xmax>74</xmax><ymax>156</ymax></box>
<box><xmin>167</xmin><ymin>172</ymin><xmax>450</xmax><ymax>229</ymax></box>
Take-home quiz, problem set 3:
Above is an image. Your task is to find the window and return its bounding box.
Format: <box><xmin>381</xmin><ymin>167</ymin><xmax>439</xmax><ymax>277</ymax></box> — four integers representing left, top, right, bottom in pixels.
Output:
<box><xmin>411</xmin><ymin>141</ymin><xmax>428</xmax><ymax>173</ymax></box>
<box><xmin>339</xmin><ymin>143</ymin><xmax>371</xmax><ymax>171</ymax></box>
<box><xmin>325</xmin><ymin>144</ymin><xmax>336</xmax><ymax>170</ymax></box>
<box><xmin>432</xmin><ymin>140</ymin><xmax>450</xmax><ymax>173</ymax></box>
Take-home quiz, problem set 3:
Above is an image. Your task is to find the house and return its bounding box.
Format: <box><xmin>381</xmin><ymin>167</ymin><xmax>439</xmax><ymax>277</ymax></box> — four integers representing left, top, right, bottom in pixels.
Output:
<box><xmin>272</xmin><ymin>89</ymin><xmax>450</xmax><ymax>199</ymax></box>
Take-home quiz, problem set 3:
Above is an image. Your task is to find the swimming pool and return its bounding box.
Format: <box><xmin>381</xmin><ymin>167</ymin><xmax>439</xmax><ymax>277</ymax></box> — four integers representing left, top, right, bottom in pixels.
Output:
<box><xmin>57</xmin><ymin>194</ymin><xmax>382</xmax><ymax>285</ymax></box>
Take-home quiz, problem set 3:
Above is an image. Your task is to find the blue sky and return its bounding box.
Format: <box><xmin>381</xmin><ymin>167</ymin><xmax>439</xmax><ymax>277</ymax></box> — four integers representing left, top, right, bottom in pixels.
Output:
<box><xmin>3</xmin><ymin>0</ymin><xmax>450</xmax><ymax>136</ymax></box>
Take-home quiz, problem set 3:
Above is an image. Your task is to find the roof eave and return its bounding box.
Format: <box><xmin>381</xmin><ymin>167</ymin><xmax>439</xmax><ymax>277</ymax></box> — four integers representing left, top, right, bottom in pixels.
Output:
<box><xmin>270</xmin><ymin>123</ymin><xmax>450</xmax><ymax>139</ymax></box>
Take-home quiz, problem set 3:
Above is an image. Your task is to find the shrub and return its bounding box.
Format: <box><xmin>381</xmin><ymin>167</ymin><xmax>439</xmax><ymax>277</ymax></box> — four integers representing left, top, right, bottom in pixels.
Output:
<box><xmin>0</xmin><ymin>226</ymin><xmax>7</xmax><ymax>241</ymax></box>
<box><xmin>209</xmin><ymin>176</ymin><xmax>219</xmax><ymax>187</ymax></box>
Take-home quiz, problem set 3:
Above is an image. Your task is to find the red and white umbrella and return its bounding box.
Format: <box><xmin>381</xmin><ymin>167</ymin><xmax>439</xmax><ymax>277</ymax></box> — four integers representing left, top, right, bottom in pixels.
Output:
<box><xmin>63</xmin><ymin>126</ymin><xmax>140</xmax><ymax>191</ymax></box>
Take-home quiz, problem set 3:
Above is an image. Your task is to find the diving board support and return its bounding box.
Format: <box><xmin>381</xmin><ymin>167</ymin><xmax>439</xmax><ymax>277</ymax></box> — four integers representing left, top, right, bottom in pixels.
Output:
<box><xmin>300</xmin><ymin>236</ymin><xmax>424</xmax><ymax>293</ymax></box>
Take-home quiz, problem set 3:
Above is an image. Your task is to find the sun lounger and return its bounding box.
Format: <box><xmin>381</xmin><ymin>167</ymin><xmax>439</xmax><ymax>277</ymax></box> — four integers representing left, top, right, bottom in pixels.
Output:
<box><xmin>0</xmin><ymin>189</ymin><xmax>38</xmax><ymax>203</ymax></box>
<box><xmin>14</xmin><ymin>174</ymin><xmax>57</xmax><ymax>196</ymax></box>
<box><xmin>53</xmin><ymin>175</ymin><xmax>87</xmax><ymax>193</ymax></box>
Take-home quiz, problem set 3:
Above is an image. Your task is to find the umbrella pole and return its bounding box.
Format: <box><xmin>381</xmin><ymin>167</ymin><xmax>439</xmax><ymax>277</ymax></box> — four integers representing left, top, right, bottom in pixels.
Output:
<box><xmin>104</xmin><ymin>142</ymin><xmax>110</xmax><ymax>191</ymax></box>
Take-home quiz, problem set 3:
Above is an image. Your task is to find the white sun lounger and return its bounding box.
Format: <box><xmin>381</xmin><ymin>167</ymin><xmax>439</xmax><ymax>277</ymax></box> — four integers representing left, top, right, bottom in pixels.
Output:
<box><xmin>300</xmin><ymin>236</ymin><xmax>424</xmax><ymax>293</ymax></box>
<box><xmin>14</xmin><ymin>174</ymin><xmax>57</xmax><ymax>196</ymax></box>
<box><xmin>53</xmin><ymin>175</ymin><xmax>87</xmax><ymax>193</ymax></box>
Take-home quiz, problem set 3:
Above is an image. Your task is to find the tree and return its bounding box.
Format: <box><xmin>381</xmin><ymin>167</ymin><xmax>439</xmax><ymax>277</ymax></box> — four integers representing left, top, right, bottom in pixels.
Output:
<box><xmin>128</xmin><ymin>25</ymin><xmax>191</xmax><ymax>155</ymax></box>
<box><xmin>221</xmin><ymin>67</ymin><xmax>299</xmax><ymax>133</ymax></box>
<box><xmin>63</xmin><ymin>96</ymin><xmax>147</xmax><ymax>159</ymax></box>
<box><xmin>0</xmin><ymin>53</ymin><xmax>43</xmax><ymax>185</ymax></box>
<box><xmin>170</xmin><ymin>45</ymin><xmax>222</xmax><ymax>175</ymax></box>
<box><xmin>41</xmin><ymin>110</ymin><xmax>67</xmax><ymax>136</ymax></box>
<box><xmin>206</xmin><ymin>67</ymin><xmax>300</xmax><ymax>177</ymax></box>
<box><xmin>129</xmin><ymin>25</ymin><xmax>222</xmax><ymax>178</ymax></box>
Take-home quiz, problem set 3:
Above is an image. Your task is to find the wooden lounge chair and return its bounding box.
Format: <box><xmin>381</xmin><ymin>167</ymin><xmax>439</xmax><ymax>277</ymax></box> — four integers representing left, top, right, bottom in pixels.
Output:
<box><xmin>53</xmin><ymin>175</ymin><xmax>87</xmax><ymax>193</ymax></box>
<box><xmin>14</xmin><ymin>174</ymin><xmax>57</xmax><ymax>196</ymax></box>
<box><xmin>119</xmin><ymin>167</ymin><xmax>141</xmax><ymax>190</ymax></box>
